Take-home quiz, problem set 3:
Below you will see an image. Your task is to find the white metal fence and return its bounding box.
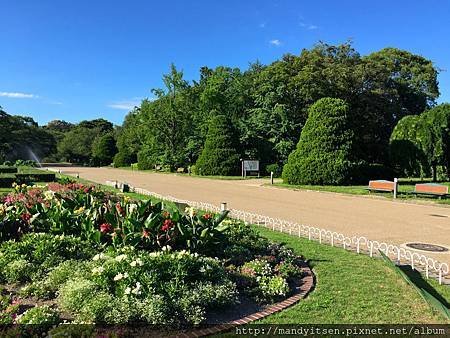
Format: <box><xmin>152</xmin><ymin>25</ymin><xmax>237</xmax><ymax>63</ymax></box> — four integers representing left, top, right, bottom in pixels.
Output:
<box><xmin>106</xmin><ymin>180</ymin><xmax>449</xmax><ymax>285</ymax></box>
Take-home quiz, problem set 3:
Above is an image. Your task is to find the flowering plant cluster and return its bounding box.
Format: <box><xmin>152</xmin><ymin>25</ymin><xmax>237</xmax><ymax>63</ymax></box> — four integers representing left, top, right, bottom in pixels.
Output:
<box><xmin>0</xmin><ymin>184</ymin><xmax>306</xmax><ymax>328</ymax></box>
<box><xmin>0</xmin><ymin>288</ymin><xmax>20</xmax><ymax>324</ymax></box>
<box><xmin>232</xmin><ymin>248</ymin><xmax>303</xmax><ymax>303</ymax></box>
<box><xmin>0</xmin><ymin>183</ymin><xmax>230</xmax><ymax>254</ymax></box>
<box><xmin>55</xmin><ymin>246</ymin><xmax>237</xmax><ymax>325</ymax></box>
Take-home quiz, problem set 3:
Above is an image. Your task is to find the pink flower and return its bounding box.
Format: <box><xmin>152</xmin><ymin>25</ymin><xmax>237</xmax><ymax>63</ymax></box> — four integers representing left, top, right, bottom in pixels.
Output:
<box><xmin>161</xmin><ymin>219</ymin><xmax>174</xmax><ymax>231</ymax></box>
<box><xmin>100</xmin><ymin>223</ymin><xmax>112</xmax><ymax>233</ymax></box>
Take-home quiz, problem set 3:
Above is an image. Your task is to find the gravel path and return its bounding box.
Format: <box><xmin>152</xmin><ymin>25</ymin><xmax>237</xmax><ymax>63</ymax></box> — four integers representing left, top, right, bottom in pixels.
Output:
<box><xmin>50</xmin><ymin>166</ymin><xmax>450</xmax><ymax>267</ymax></box>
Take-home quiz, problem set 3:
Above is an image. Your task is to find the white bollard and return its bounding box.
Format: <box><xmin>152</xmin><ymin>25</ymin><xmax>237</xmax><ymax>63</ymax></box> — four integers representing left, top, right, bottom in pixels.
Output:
<box><xmin>394</xmin><ymin>177</ymin><xmax>398</xmax><ymax>199</ymax></box>
<box><xmin>270</xmin><ymin>171</ymin><xmax>274</xmax><ymax>185</ymax></box>
<box><xmin>220</xmin><ymin>202</ymin><xmax>227</xmax><ymax>212</ymax></box>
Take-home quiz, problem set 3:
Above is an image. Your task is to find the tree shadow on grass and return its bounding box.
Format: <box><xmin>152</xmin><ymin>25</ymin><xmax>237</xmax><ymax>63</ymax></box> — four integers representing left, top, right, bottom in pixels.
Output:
<box><xmin>399</xmin><ymin>265</ymin><xmax>449</xmax><ymax>308</ymax></box>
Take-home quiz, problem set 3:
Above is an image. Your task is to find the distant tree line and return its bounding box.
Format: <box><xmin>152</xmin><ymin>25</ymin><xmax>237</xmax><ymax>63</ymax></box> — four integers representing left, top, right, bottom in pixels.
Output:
<box><xmin>0</xmin><ymin>108</ymin><xmax>117</xmax><ymax>166</ymax></box>
<box><xmin>1</xmin><ymin>42</ymin><xmax>449</xmax><ymax>183</ymax></box>
<box><xmin>114</xmin><ymin>42</ymin><xmax>448</xmax><ymax>182</ymax></box>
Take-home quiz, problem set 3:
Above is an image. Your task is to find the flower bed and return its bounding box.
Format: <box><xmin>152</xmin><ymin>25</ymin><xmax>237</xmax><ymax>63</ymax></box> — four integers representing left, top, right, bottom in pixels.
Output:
<box><xmin>0</xmin><ymin>183</ymin><xmax>306</xmax><ymax>332</ymax></box>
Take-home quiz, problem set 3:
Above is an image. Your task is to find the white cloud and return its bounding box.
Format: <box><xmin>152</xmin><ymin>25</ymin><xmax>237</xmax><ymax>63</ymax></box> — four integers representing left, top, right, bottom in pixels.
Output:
<box><xmin>48</xmin><ymin>100</ymin><xmax>63</xmax><ymax>105</ymax></box>
<box><xmin>269</xmin><ymin>39</ymin><xmax>282</xmax><ymax>46</ymax></box>
<box><xmin>0</xmin><ymin>91</ymin><xmax>38</xmax><ymax>99</ymax></box>
<box><xmin>108</xmin><ymin>98</ymin><xmax>142</xmax><ymax>110</ymax></box>
<box><xmin>300</xmin><ymin>21</ymin><xmax>318</xmax><ymax>30</ymax></box>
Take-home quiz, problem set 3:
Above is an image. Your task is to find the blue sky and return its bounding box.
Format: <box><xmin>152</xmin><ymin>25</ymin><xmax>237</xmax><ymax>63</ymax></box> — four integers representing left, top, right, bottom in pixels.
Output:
<box><xmin>1</xmin><ymin>0</ymin><xmax>449</xmax><ymax>126</ymax></box>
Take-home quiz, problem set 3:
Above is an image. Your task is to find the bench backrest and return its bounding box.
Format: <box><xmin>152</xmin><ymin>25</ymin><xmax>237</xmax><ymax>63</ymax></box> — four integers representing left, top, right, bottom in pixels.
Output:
<box><xmin>415</xmin><ymin>183</ymin><xmax>448</xmax><ymax>195</ymax></box>
<box><xmin>177</xmin><ymin>168</ymin><xmax>185</xmax><ymax>173</ymax></box>
<box><xmin>368</xmin><ymin>180</ymin><xmax>395</xmax><ymax>191</ymax></box>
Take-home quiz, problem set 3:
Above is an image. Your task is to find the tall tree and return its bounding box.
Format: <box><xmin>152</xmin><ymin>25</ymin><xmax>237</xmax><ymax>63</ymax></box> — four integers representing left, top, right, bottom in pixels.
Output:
<box><xmin>283</xmin><ymin>98</ymin><xmax>358</xmax><ymax>185</ymax></box>
<box><xmin>195</xmin><ymin>114</ymin><xmax>240</xmax><ymax>176</ymax></box>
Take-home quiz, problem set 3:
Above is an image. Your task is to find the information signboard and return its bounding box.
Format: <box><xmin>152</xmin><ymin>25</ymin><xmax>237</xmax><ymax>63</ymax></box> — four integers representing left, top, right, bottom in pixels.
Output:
<box><xmin>243</xmin><ymin>160</ymin><xmax>259</xmax><ymax>171</ymax></box>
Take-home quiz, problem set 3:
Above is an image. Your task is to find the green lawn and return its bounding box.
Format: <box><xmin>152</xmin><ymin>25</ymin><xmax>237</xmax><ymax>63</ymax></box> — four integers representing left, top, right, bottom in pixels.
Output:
<box><xmin>254</xmin><ymin>226</ymin><xmax>449</xmax><ymax>324</ymax></box>
<box><xmin>270</xmin><ymin>180</ymin><xmax>450</xmax><ymax>205</ymax></box>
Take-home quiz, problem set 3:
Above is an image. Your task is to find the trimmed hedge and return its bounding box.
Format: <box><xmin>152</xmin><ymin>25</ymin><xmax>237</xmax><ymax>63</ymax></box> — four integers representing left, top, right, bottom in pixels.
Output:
<box><xmin>15</xmin><ymin>173</ymin><xmax>56</xmax><ymax>182</ymax></box>
<box><xmin>0</xmin><ymin>169</ymin><xmax>55</xmax><ymax>188</ymax></box>
<box><xmin>0</xmin><ymin>175</ymin><xmax>16</xmax><ymax>188</ymax></box>
<box><xmin>0</xmin><ymin>166</ymin><xmax>18</xmax><ymax>174</ymax></box>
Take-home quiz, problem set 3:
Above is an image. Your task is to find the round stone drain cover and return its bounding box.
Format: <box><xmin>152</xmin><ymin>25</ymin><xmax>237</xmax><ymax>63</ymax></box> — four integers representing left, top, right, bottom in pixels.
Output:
<box><xmin>405</xmin><ymin>243</ymin><xmax>448</xmax><ymax>252</ymax></box>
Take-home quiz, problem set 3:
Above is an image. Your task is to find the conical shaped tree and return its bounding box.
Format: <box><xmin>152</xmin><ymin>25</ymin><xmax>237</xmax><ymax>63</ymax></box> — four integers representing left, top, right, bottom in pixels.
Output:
<box><xmin>282</xmin><ymin>97</ymin><xmax>358</xmax><ymax>185</ymax></box>
<box><xmin>195</xmin><ymin>114</ymin><xmax>240</xmax><ymax>176</ymax></box>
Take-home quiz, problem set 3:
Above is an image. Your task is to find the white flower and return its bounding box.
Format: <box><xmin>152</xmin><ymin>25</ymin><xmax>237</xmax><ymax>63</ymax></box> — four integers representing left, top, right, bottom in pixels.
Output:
<box><xmin>92</xmin><ymin>253</ymin><xmax>106</xmax><ymax>261</ymax></box>
<box><xmin>162</xmin><ymin>245</ymin><xmax>172</xmax><ymax>252</ymax></box>
<box><xmin>132</xmin><ymin>282</ymin><xmax>141</xmax><ymax>295</ymax></box>
<box><xmin>199</xmin><ymin>267</ymin><xmax>206</xmax><ymax>273</ymax></box>
<box><xmin>130</xmin><ymin>258</ymin><xmax>143</xmax><ymax>267</ymax></box>
<box><xmin>43</xmin><ymin>190</ymin><xmax>55</xmax><ymax>200</ymax></box>
<box><xmin>124</xmin><ymin>287</ymin><xmax>131</xmax><ymax>295</ymax></box>
<box><xmin>128</xmin><ymin>203</ymin><xmax>137</xmax><ymax>213</ymax></box>
<box><xmin>185</xmin><ymin>207</ymin><xmax>196</xmax><ymax>218</ymax></box>
<box><xmin>113</xmin><ymin>273</ymin><xmax>124</xmax><ymax>281</ymax></box>
<box><xmin>115</xmin><ymin>254</ymin><xmax>127</xmax><ymax>262</ymax></box>
<box><xmin>91</xmin><ymin>266</ymin><xmax>104</xmax><ymax>275</ymax></box>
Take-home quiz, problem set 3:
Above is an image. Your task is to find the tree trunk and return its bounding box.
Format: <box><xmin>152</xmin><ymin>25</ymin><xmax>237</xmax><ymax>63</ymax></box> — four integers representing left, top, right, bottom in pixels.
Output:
<box><xmin>432</xmin><ymin>164</ymin><xmax>437</xmax><ymax>182</ymax></box>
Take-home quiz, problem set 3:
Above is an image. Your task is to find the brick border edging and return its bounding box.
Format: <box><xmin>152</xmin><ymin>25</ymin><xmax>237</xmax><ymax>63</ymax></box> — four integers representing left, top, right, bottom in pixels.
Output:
<box><xmin>175</xmin><ymin>261</ymin><xmax>315</xmax><ymax>338</ymax></box>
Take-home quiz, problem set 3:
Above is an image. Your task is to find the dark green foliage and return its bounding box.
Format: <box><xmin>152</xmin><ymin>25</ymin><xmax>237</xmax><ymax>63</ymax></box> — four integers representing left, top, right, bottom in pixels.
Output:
<box><xmin>195</xmin><ymin>114</ymin><xmax>240</xmax><ymax>176</ymax></box>
<box><xmin>390</xmin><ymin>116</ymin><xmax>430</xmax><ymax>177</ymax></box>
<box><xmin>351</xmin><ymin>163</ymin><xmax>396</xmax><ymax>182</ymax></box>
<box><xmin>57</xmin><ymin>120</ymin><xmax>115</xmax><ymax>165</ymax></box>
<box><xmin>390</xmin><ymin>104</ymin><xmax>450</xmax><ymax>180</ymax></box>
<box><xmin>283</xmin><ymin>98</ymin><xmax>359</xmax><ymax>185</ymax></box>
<box><xmin>265</xmin><ymin>163</ymin><xmax>282</xmax><ymax>177</ymax></box>
<box><xmin>114</xmin><ymin>108</ymin><xmax>140</xmax><ymax>167</ymax></box>
<box><xmin>92</xmin><ymin>133</ymin><xmax>117</xmax><ymax>166</ymax></box>
<box><xmin>0</xmin><ymin>108</ymin><xmax>56</xmax><ymax>163</ymax></box>
<box><xmin>0</xmin><ymin>168</ymin><xmax>55</xmax><ymax>187</ymax></box>
<box><xmin>0</xmin><ymin>166</ymin><xmax>17</xmax><ymax>174</ymax></box>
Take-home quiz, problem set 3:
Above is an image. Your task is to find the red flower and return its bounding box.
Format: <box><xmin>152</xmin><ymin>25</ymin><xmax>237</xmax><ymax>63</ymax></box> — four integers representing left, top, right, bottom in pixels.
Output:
<box><xmin>21</xmin><ymin>213</ymin><xmax>31</xmax><ymax>223</ymax></box>
<box><xmin>116</xmin><ymin>202</ymin><xmax>125</xmax><ymax>216</ymax></box>
<box><xmin>202</xmin><ymin>213</ymin><xmax>212</xmax><ymax>220</ymax></box>
<box><xmin>142</xmin><ymin>229</ymin><xmax>150</xmax><ymax>238</ymax></box>
<box><xmin>161</xmin><ymin>219</ymin><xmax>174</xmax><ymax>231</ymax></box>
<box><xmin>100</xmin><ymin>222</ymin><xmax>112</xmax><ymax>233</ymax></box>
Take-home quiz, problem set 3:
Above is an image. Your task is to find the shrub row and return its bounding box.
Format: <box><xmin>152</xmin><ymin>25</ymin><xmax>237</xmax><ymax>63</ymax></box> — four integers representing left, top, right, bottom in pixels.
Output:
<box><xmin>0</xmin><ymin>166</ymin><xmax>18</xmax><ymax>174</ymax></box>
<box><xmin>0</xmin><ymin>172</ymin><xmax>55</xmax><ymax>188</ymax></box>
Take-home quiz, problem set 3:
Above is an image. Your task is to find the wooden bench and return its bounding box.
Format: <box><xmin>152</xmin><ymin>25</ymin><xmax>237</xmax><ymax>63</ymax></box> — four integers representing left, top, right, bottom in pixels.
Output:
<box><xmin>177</xmin><ymin>167</ymin><xmax>185</xmax><ymax>173</ymax></box>
<box><xmin>414</xmin><ymin>183</ymin><xmax>449</xmax><ymax>198</ymax></box>
<box><xmin>367</xmin><ymin>180</ymin><xmax>396</xmax><ymax>193</ymax></box>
